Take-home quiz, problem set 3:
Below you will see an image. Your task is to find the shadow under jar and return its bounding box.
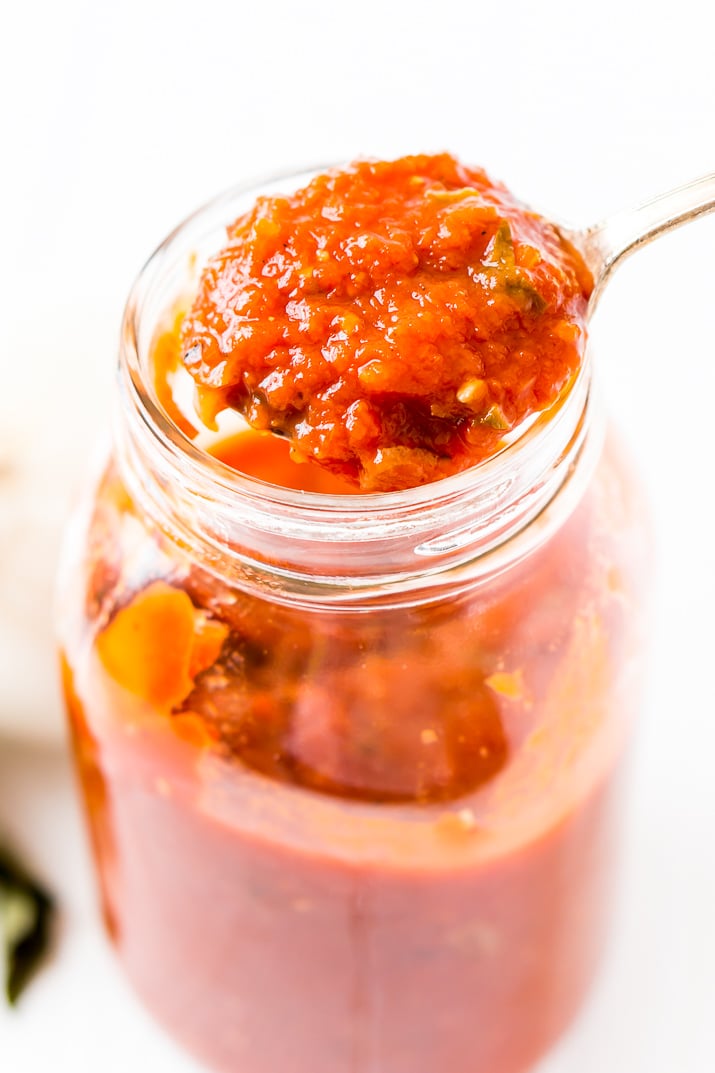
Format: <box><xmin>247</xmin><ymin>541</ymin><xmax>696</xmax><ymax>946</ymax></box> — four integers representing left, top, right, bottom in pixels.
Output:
<box><xmin>57</xmin><ymin>175</ymin><xmax>652</xmax><ymax>1073</ymax></box>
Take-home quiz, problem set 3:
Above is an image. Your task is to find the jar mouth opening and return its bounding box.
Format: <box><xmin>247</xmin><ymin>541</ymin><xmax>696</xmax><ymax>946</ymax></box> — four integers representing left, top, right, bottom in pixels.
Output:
<box><xmin>119</xmin><ymin>166</ymin><xmax>591</xmax><ymax>525</ymax></box>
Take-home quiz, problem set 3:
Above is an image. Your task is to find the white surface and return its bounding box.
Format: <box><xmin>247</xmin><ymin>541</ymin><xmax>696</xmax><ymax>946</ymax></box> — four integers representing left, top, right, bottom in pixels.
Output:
<box><xmin>1</xmin><ymin>0</ymin><xmax>715</xmax><ymax>1068</ymax></box>
<box><xmin>0</xmin><ymin>306</ymin><xmax>112</xmax><ymax>740</ymax></box>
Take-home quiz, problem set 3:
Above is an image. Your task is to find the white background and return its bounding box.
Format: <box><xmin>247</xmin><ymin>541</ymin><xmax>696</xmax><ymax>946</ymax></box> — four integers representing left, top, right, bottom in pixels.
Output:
<box><xmin>1</xmin><ymin>0</ymin><xmax>715</xmax><ymax>1070</ymax></box>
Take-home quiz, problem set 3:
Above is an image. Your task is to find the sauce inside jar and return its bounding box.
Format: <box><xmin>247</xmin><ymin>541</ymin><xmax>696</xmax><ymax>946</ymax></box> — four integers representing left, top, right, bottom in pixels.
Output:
<box><xmin>210</xmin><ymin>429</ymin><xmax>360</xmax><ymax>494</ymax></box>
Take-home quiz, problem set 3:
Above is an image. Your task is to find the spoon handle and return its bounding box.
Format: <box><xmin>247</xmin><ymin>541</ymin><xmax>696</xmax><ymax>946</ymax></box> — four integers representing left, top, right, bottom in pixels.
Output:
<box><xmin>575</xmin><ymin>171</ymin><xmax>715</xmax><ymax>308</ymax></box>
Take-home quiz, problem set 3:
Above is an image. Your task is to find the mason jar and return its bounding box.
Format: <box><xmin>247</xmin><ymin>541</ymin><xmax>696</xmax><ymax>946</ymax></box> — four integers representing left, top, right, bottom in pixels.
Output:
<box><xmin>57</xmin><ymin>174</ymin><xmax>652</xmax><ymax>1073</ymax></box>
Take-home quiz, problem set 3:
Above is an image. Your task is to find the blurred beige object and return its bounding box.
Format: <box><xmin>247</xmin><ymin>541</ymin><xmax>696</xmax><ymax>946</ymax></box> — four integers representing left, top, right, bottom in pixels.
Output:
<box><xmin>0</xmin><ymin>301</ymin><xmax>114</xmax><ymax>740</ymax></box>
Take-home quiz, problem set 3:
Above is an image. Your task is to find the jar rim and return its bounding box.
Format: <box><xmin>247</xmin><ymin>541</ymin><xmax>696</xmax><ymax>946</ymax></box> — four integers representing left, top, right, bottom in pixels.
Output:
<box><xmin>115</xmin><ymin>167</ymin><xmax>599</xmax><ymax>596</ymax></box>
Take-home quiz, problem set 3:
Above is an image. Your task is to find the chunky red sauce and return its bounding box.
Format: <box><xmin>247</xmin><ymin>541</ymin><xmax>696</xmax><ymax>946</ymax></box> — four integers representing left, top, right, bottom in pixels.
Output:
<box><xmin>181</xmin><ymin>155</ymin><xmax>592</xmax><ymax>490</ymax></box>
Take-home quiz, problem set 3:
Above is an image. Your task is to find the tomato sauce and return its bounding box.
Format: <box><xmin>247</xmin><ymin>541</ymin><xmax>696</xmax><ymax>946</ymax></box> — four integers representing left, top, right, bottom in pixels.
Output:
<box><xmin>210</xmin><ymin>430</ymin><xmax>360</xmax><ymax>494</ymax></box>
<box><xmin>181</xmin><ymin>155</ymin><xmax>592</xmax><ymax>490</ymax></box>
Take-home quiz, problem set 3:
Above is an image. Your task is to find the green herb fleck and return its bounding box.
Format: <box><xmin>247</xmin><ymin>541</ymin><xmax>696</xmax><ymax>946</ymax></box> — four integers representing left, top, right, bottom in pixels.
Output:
<box><xmin>481</xmin><ymin>404</ymin><xmax>510</xmax><ymax>431</ymax></box>
<box><xmin>487</xmin><ymin>223</ymin><xmax>516</xmax><ymax>269</ymax></box>
<box><xmin>505</xmin><ymin>277</ymin><xmax>548</xmax><ymax>315</ymax></box>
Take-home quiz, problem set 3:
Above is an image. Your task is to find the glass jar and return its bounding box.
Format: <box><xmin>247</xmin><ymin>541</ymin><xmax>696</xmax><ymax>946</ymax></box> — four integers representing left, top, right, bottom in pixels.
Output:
<box><xmin>57</xmin><ymin>174</ymin><xmax>652</xmax><ymax>1073</ymax></box>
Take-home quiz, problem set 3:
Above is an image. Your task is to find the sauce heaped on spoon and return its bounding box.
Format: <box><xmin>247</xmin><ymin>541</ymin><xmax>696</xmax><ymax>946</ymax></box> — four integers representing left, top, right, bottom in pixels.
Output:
<box><xmin>180</xmin><ymin>154</ymin><xmax>593</xmax><ymax>492</ymax></box>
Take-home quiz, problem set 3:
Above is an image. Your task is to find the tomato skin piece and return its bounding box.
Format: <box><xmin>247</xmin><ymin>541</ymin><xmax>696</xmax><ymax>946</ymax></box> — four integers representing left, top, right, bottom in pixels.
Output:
<box><xmin>181</xmin><ymin>155</ymin><xmax>591</xmax><ymax>490</ymax></box>
<box><xmin>96</xmin><ymin>581</ymin><xmax>228</xmax><ymax>710</ymax></box>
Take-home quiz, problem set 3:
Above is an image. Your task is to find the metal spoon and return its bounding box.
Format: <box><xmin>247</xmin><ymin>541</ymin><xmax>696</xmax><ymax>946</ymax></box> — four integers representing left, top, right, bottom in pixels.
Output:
<box><xmin>560</xmin><ymin>172</ymin><xmax>715</xmax><ymax>311</ymax></box>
